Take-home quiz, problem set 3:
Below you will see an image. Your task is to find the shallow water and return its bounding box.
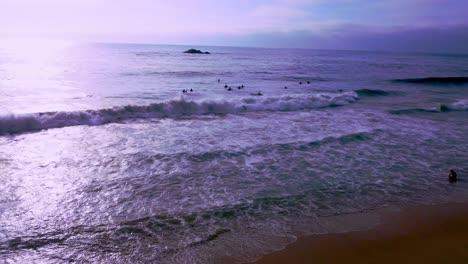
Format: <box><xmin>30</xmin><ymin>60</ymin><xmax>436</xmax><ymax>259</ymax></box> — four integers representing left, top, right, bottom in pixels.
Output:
<box><xmin>1</xmin><ymin>43</ymin><xmax>467</xmax><ymax>263</ymax></box>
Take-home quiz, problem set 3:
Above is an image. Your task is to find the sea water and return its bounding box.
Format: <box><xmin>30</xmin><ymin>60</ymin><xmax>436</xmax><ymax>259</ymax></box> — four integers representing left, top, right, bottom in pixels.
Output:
<box><xmin>0</xmin><ymin>43</ymin><xmax>467</xmax><ymax>263</ymax></box>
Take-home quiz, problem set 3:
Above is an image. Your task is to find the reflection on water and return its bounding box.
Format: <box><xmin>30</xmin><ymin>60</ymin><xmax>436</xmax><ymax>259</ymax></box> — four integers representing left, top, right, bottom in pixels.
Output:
<box><xmin>0</xmin><ymin>39</ymin><xmax>89</xmax><ymax>114</ymax></box>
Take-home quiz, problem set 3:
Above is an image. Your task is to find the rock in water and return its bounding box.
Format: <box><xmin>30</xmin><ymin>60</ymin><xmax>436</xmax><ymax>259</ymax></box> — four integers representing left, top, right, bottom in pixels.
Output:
<box><xmin>184</xmin><ymin>49</ymin><xmax>210</xmax><ymax>54</ymax></box>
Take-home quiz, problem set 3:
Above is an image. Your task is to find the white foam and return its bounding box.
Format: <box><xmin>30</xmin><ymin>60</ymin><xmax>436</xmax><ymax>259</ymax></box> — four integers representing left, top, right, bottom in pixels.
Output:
<box><xmin>451</xmin><ymin>99</ymin><xmax>468</xmax><ymax>110</ymax></box>
<box><xmin>0</xmin><ymin>92</ymin><xmax>358</xmax><ymax>135</ymax></box>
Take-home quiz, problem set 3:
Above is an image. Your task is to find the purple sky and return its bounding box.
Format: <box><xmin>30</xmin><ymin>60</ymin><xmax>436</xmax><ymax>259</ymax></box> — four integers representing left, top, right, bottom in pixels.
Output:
<box><xmin>1</xmin><ymin>0</ymin><xmax>468</xmax><ymax>53</ymax></box>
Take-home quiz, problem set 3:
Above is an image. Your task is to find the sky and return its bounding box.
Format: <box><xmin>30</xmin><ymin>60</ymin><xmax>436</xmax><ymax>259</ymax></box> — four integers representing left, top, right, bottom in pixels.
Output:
<box><xmin>1</xmin><ymin>0</ymin><xmax>468</xmax><ymax>53</ymax></box>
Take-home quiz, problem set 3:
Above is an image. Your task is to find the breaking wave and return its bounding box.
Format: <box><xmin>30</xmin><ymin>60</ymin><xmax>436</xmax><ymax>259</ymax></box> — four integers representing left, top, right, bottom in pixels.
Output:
<box><xmin>0</xmin><ymin>92</ymin><xmax>358</xmax><ymax>135</ymax></box>
<box><xmin>393</xmin><ymin>77</ymin><xmax>468</xmax><ymax>85</ymax></box>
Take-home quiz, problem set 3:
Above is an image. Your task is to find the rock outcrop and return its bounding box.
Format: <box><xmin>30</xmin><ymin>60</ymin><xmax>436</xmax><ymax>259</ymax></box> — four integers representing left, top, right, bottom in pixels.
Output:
<box><xmin>183</xmin><ymin>49</ymin><xmax>210</xmax><ymax>54</ymax></box>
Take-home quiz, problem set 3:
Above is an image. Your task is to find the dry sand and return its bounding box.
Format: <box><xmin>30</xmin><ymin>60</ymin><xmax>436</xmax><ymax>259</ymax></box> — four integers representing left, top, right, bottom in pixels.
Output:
<box><xmin>255</xmin><ymin>202</ymin><xmax>468</xmax><ymax>264</ymax></box>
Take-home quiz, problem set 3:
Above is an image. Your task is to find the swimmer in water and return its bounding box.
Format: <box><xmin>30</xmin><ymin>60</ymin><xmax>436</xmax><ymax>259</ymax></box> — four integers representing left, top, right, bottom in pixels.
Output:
<box><xmin>449</xmin><ymin>169</ymin><xmax>458</xmax><ymax>183</ymax></box>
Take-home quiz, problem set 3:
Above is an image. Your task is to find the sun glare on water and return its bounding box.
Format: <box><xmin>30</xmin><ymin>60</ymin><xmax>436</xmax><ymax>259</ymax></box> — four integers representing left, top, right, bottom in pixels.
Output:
<box><xmin>1</xmin><ymin>38</ymin><xmax>75</xmax><ymax>59</ymax></box>
<box><xmin>0</xmin><ymin>38</ymin><xmax>84</xmax><ymax>114</ymax></box>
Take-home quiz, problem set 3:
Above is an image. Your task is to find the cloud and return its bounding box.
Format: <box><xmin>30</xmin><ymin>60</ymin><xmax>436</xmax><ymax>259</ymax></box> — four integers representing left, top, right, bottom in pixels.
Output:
<box><xmin>231</xmin><ymin>24</ymin><xmax>468</xmax><ymax>54</ymax></box>
<box><xmin>1</xmin><ymin>0</ymin><xmax>468</xmax><ymax>54</ymax></box>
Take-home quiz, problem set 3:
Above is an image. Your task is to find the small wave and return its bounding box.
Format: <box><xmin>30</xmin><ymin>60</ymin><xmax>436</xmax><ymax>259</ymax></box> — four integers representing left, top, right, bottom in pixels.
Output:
<box><xmin>389</xmin><ymin>108</ymin><xmax>440</xmax><ymax>115</ymax></box>
<box><xmin>0</xmin><ymin>92</ymin><xmax>358</xmax><ymax>135</ymax></box>
<box><xmin>389</xmin><ymin>100</ymin><xmax>468</xmax><ymax>115</ymax></box>
<box><xmin>0</xmin><ymin>232</ymin><xmax>70</xmax><ymax>252</ymax></box>
<box><xmin>393</xmin><ymin>77</ymin><xmax>468</xmax><ymax>85</ymax></box>
<box><xmin>285</xmin><ymin>76</ymin><xmax>329</xmax><ymax>82</ymax></box>
<box><xmin>134</xmin><ymin>51</ymin><xmax>168</xmax><ymax>56</ymax></box>
<box><xmin>253</xmin><ymin>71</ymin><xmax>273</xmax><ymax>75</ymax></box>
<box><xmin>355</xmin><ymin>89</ymin><xmax>396</xmax><ymax>97</ymax></box>
<box><xmin>121</xmin><ymin>70</ymin><xmax>218</xmax><ymax>78</ymax></box>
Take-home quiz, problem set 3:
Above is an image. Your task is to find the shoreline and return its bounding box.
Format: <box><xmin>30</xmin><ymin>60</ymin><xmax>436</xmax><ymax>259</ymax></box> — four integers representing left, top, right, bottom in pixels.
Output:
<box><xmin>255</xmin><ymin>202</ymin><xmax>468</xmax><ymax>263</ymax></box>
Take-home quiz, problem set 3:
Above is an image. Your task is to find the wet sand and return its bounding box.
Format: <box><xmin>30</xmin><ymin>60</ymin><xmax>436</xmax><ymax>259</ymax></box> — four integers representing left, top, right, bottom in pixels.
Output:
<box><xmin>256</xmin><ymin>202</ymin><xmax>468</xmax><ymax>264</ymax></box>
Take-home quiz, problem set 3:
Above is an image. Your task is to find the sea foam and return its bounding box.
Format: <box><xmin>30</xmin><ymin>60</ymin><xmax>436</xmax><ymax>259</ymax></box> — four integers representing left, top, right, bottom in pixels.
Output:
<box><xmin>0</xmin><ymin>92</ymin><xmax>358</xmax><ymax>135</ymax></box>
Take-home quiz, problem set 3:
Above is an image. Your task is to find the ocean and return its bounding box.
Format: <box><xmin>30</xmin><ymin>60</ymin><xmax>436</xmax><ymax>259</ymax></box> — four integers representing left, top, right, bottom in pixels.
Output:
<box><xmin>1</xmin><ymin>43</ymin><xmax>467</xmax><ymax>263</ymax></box>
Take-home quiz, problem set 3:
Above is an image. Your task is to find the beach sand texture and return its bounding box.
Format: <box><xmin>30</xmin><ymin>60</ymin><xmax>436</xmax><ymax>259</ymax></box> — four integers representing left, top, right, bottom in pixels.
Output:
<box><xmin>256</xmin><ymin>203</ymin><xmax>468</xmax><ymax>263</ymax></box>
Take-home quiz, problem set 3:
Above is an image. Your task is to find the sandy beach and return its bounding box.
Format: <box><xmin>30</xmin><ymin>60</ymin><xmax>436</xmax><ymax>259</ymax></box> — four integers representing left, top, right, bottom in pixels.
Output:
<box><xmin>256</xmin><ymin>202</ymin><xmax>468</xmax><ymax>264</ymax></box>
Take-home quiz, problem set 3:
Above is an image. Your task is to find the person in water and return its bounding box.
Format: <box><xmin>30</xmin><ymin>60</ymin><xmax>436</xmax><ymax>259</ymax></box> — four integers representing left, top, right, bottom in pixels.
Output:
<box><xmin>448</xmin><ymin>169</ymin><xmax>458</xmax><ymax>183</ymax></box>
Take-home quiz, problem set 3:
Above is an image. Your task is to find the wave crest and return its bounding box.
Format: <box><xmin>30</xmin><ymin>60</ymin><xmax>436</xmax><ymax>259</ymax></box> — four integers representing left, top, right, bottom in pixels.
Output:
<box><xmin>393</xmin><ymin>77</ymin><xmax>468</xmax><ymax>85</ymax></box>
<box><xmin>0</xmin><ymin>92</ymin><xmax>358</xmax><ymax>135</ymax></box>
<box><xmin>355</xmin><ymin>89</ymin><xmax>395</xmax><ymax>96</ymax></box>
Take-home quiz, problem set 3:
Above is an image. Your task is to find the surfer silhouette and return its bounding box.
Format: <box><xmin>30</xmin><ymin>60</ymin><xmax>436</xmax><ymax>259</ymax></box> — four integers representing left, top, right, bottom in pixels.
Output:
<box><xmin>448</xmin><ymin>169</ymin><xmax>458</xmax><ymax>183</ymax></box>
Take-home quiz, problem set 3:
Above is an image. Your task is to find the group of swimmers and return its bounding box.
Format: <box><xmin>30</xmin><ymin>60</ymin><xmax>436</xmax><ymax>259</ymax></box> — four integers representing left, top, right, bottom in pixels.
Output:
<box><xmin>218</xmin><ymin>79</ymin><xmax>316</xmax><ymax>96</ymax></box>
<box><xmin>219</xmin><ymin>79</ymin><xmax>267</xmax><ymax>96</ymax></box>
<box><xmin>223</xmin><ymin>84</ymin><xmax>245</xmax><ymax>91</ymax></box>
<box><xmin>182</xmin><ymin>88</ymin><xmax>193</xmax><ymax>93</ymax></box>
<box><xmin>183</xmin><ymin>79</ymin><xmax>322</xmax><ymax>95</ymax></box>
